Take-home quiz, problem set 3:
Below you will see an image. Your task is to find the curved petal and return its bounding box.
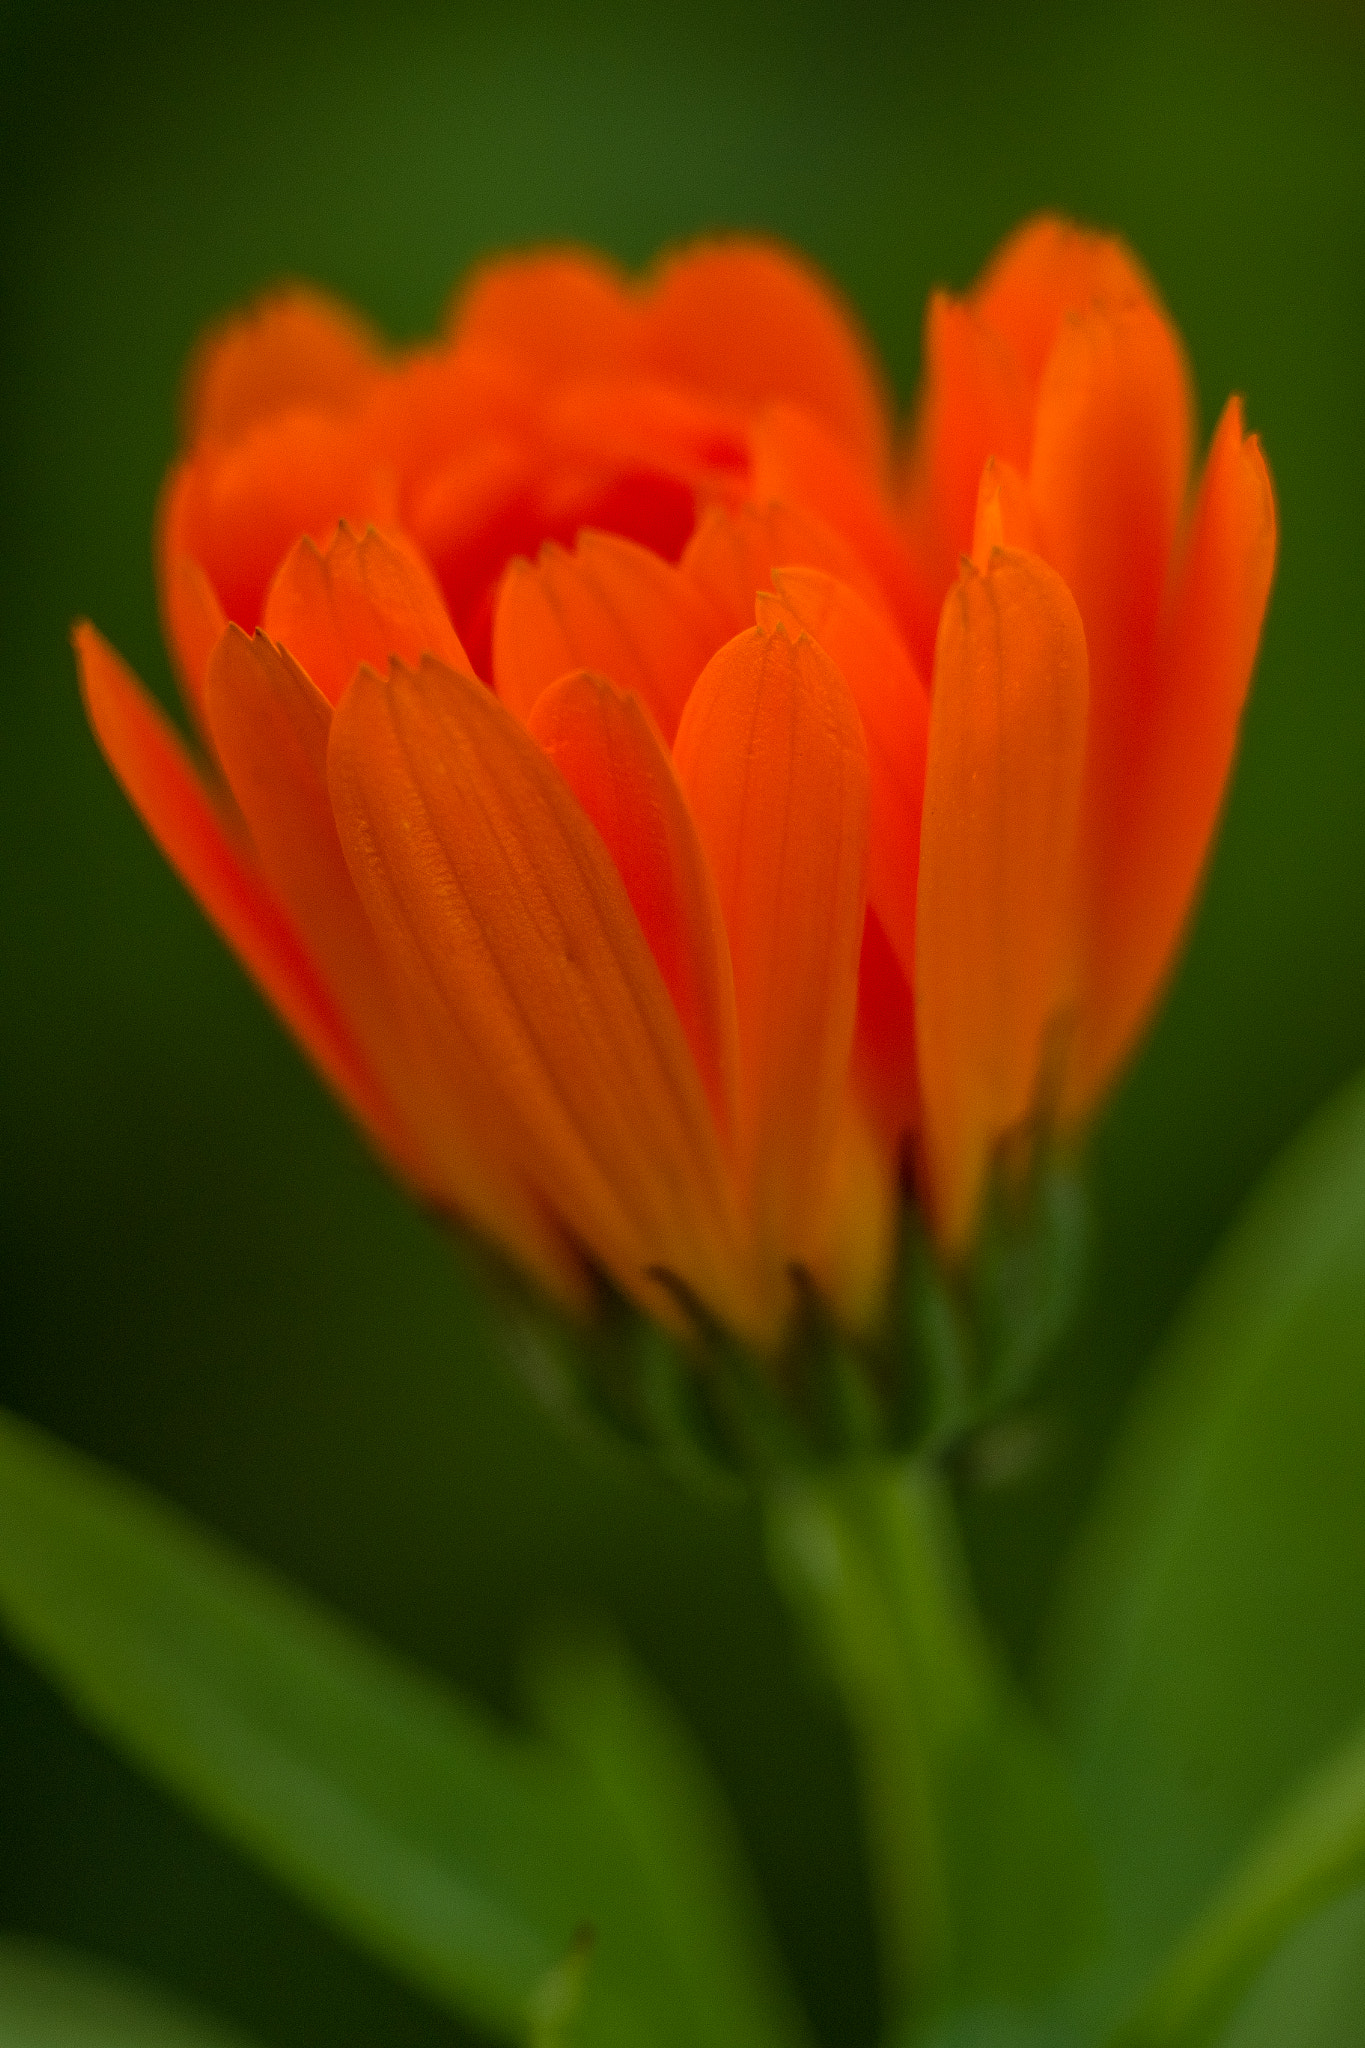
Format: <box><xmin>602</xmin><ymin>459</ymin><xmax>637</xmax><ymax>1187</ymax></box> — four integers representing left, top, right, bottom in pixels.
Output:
<box><xmin>528</xmin><ymin>670</ymin><xmax>739</xmax><ymax>1139</ymax></box>
<box><xmin>680</xmin><ymin>499</ymin><xmax>874</xmax><ymax>639</ymax></box>
<box><xmin>915</xmin><ymin>551</ymin><xmax>1089</xmax><ymax>1254</ymax></box>
<box><xmin>974</xmin><ymin>215</ymin><xmax>1153</xmax><ymax>396</ymax></box>
<box><xmin>644</xmin><ymin>238</ymin><xmax>892</xmax><ymax>476</ymax></box>
<box><xmin>448</xmin><ymin>248</ymin><xmax>639</xmax><ymax>377</ymax></box>
<box><xmin>971</xmin><ymin>455</ymin><xmax>1040</xmax><ymax>564</ymax></box>
<box><xmin>804</xmin><ymin>1090</ymin><xmax>899</xmax><ymax>1336</ymax></box>
<box><xmin>160</xmin><ymin>413</ymin><xmax>395</xmax><ymax>643</ymax></box>
<box><xmin>853</xmin><ymin>905</ymin><xmax>919</xmax><ymax>1149</ymax></box>
<box><xmin>750</xmin><ymin>404</ymin><xmax>916</xmax><ymax>633</ymax></box>
<box><xmin>203</xmin><ymin>627</ymin><xmax>575</xmax><ymax>1293</ymax></box>
<box><xmin>159</xmin><ymin>551</ymin><xmax>227</xmax><ymax>729</ymax></box>
<box><xmin>756</xmin><ymin>565</ymin><xmax>928</xmax><ymax>989</ymax></box>
<box><xmin>674</xmin><ymin>624</ymin><xmax>869</xmax><ymax>1292</ymax></box>
<box><xmin>1029</xmin><ymin>296</ymin><xmax>1193</xmax><ymax>788</ymax></box>
<box><xmin>493</xmin><ymin>531</ymin><xmax>724</xmax><ymax>741</ymax></box>
<box><xmin>182</xmin><ymin>286</ymin><xmax>383</xmax><ymax>447</ymax></box>
<box><xmin>1069</xmin><ymin>400</ymin><xmax>1277</xmax><ymax>1113</ymax></box>
<box><xmin>328</xmin><ymin>656</ymin><xmax>756</xmax><ymax>1335</ymax></box>
<box><xmin>261</xmin><ymin>523</ymin><xmax>469</xmax><ymax>707</ymax></box>
<box><xmin>73</xmin><ymin>622</ymin><xmax>406</xmax><ymax>1168</ymax></box>
<box><xmin>899</xmin><ymin>291</ymin><xmax>1033</xmax><ymax>676</ymax></box>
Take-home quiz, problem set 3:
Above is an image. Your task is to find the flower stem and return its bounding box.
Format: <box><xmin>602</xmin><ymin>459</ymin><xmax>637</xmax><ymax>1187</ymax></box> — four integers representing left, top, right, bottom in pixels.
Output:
<box><xmin>761</xmin><ymin>1456</ymin><xmax>996</xmax><ymax>2035</ymax></box>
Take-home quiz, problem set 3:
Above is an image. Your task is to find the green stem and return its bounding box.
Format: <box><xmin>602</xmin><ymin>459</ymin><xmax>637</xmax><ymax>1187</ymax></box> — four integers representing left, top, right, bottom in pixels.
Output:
<box><xmin>761</xmin><ymin>1457</ymin><xmax>996</xmax><ymax>2031</ymax></box>
<box><xmin>1109</xmin><ymin>1716</ymin><xmax>1365</xmax><ymax>2048</ymax></box>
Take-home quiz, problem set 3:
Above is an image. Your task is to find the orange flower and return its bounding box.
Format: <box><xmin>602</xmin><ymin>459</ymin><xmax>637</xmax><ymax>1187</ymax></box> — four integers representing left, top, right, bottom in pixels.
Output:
<box><xmin>77</xmin><ymin>220</ymin><xmax>1274</xmax><ymax>1355</ymax></box>
<box><xmin>903</xmin><ymin>218</ymin><xmax>1276</xmax><ymax>1247</ymax></box>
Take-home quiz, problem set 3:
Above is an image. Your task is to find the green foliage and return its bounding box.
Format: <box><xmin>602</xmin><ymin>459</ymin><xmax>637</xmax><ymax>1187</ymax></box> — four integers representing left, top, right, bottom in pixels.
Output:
<box><xmin>0</xmin><ymin>1411</ymin><xmax>807</xmax><ymax>2048</ymax></box>
<box><xmin>1046</xmin><ymin>1067</ymin><xmax>1365</xmax><ymax>2036</ymax></box>
<box><xmin>0</xmin><ymin>1940</ymin><xmax>259</xmax><ymax>2048</ymax></box>
<box><xmin>1112</xmin><ymin>1715</ymin><xmax>1365</xmax><ymax>2046</ymax></box>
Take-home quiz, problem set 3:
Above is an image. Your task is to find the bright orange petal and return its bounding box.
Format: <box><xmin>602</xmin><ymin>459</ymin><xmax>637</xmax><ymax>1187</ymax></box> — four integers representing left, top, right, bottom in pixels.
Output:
<box><xmin>1070</xmin><ymin>400</ymin><xmax>1277</xmax><ymax>1112</ymax></box>
<box><xmin>644</xmin><ymin>238</ymin><xmax>892</xmax><ymax>476</ymax></box>
<box><xmin>182</xmin><ymin>286</ymin><xmax>383</xmax><ymax>448</ymax></box>
<box><xmin>327</xmin><ymin>656</ymin><xmax>757</xmax><ymax>1335</ymax></box>
<box><xmin>673</xmin><ymin>624</ymin><xmax>869</xmax><ymax>1291</ymax></box>
<box><xmin>915</xmin><ymin>551</ymin><xmax>1089</xmax><ymax>1254</ymax></box>
<box><xmin>899</xmin><ymin>292</ymin><xmax>1034</xmax><ymax>678</ymax></box>
<box><xmin>160</xmin><ymin>412</ymin><xmax>395</xmax><ymax>641</ymax></box>
<box><xmin>974</xmin><ymin>215</ymin><xmax>1153</xmax><ymax>397</ymax></box>
<box><xmin>971</xmin><ymin>455</ymin><xmax>1040</xmax><ymax>564</ymax></box>
<box><xmin>493</xmin><ymin>530</ymin><xmax>724</xmax><ymax>741</ymax></box>
<box><xmin>448</xmin><ymin>249</ymin><xmax>640</xmax><ymax>378</ymax></box>
<box><xmin>804</xmin><ymin>1091</ymin><xmax>899</xmax><ymax>1336</ymax></box>
<box><xmin>74</xmin><ymin>622</ymin><xmax>403</xmax><ymax>1164</ymax></box>
<box><xmin>1029</xmin><ymin>297</ymin><xmax>1193</xmax><ymax>790</ymax></box>
<box><xmin>854</xmin><ymin>906</ymin><xmax>919</xmax><ymax>1149</ymax></box>
<box><xmin>750</xmin><ymin>404</ymin><xmax>917</xmax><ymax>634</ymax></box>
<box><xmin>261</xmin><ymin>523</ymin><xmax>469</xmax><ymax>707</ymax></box>
<box><xmin>528</xmin><ymin>669</ymin><xmax>739</xmax><ymax>1138</ymax></box>
<box><xmin>681</xmin><ymin>499</ymin><xmax>875</xmax><ymax>639</ymax></box>
<box><xmin>757</xmin><ymin>566</ymin><xmax>928</xmax><ymax>989</ymax></box>
<box><xmin>203</xmin><ymin>627</ymin><xmax>574</xmax><ymax>1293</ymax></box>
<box><xmin>160</xmin><ymin>553</ymin><xmax>227</xmax><ymax>730</ymax></box>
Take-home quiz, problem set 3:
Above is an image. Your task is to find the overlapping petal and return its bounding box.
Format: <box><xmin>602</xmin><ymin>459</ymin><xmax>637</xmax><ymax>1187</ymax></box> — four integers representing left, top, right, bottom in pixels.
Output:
<box><xmin>75</xmin><ymin>623</ymin><xmax>408</xmax><ymax>1168</ymax></box>
<box><xmin>674</xmin><ymin>623</ymin><xmax>870</xmax><ymax>1290</ymax></box>
<box><xmin>328</xmin><ymin>655</ymin><xmax>757</xmax><ymax>1335</ymax></box>
<box><xmin>493</xmin><ymin>530</ymin><xmax>723</xmax><ymax>740</ymax></box>
<box><xmin>915</xmin><ymin>552</ymin><xmax>1089</xmax><ymax>1253</ymax></box>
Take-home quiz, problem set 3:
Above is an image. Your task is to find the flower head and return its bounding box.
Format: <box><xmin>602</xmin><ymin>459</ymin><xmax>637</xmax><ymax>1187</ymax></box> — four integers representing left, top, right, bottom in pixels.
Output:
<box><xmin>77</xmin><ymin>220</ymin><xmax>1275</xmax><ymax>1376</ymax></box>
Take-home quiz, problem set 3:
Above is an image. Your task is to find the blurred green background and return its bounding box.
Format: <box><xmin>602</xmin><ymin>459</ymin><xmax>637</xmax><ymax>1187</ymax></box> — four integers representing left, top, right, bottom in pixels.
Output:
<box><xmin>2</xmin><ymin>1</ymin><xmax>1363</xmax><ymax>2043</ymax></box>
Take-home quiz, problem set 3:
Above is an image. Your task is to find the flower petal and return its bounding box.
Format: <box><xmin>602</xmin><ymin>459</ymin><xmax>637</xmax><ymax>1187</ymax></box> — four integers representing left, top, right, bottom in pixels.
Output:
<box><xmin>448</xmin><ymin>249</ymin><xmax>640</xmax><ymax>378</ymax></box>
<box><xmin>804</xmin><ymin>1091</ymin><xmax>899</xmax><ymax>1336</ymax></box>
<box><xmin>528</xmin><ymin>669</ymin><xmax>739</xmax><ymax>1141</ymax></box>
<box><xmin>644</xmin><ymin>239</ymin><xmax>892</xmax><ymax>476</ymax></box>
<box><xmin>1029</xmin><ymin>297</ymin><xmax>1193</xmax><ymax>775</ymax></box>
<box><xmin>756</xmin><ymin>566</ymin><xmax>928</xmax><ymax>990</ymax></box>
<box><xmin>974</xmin><ymin>215</ymin><xmax>1153</xmax><ymax>396</ymax></box>
<box><xmin>1069</xmin><ymin>399</ymin><xmax>1277</xmax><ymax>1112</ymax></box>
<box><xmin>261</xmin><ymin>523</ymin><xmax>470</xmax><ymax>707</ymax></box>
<box><xmin>750</xmin><ymin>403</ymin><xmax>917</xmax><ymax>634</ymax></box>
<box><xmin>203</xmin><ymin>626</ymin><xmax>575</xmax><ymax>1292</ymax></box>
<box><xmin>899</xmin><ymin>291</ymin><xmax>1033</xmax><ymax>676</ymax></box>
<box><xmin>182</xmin><ymin>286</ymin><xmax>383</xmax><ymax>447</ymax></box>
<box><xmin>160</xmin><ymin>413</ymin><xmax>395</xmax><ymax>641</ymax></box>
<box><xmin>971</xmin><ymin>455</ymin><xmax>1040</xmax><ymax>564</ymax></box>
<box><xmin>159</xmin><ymin>551</ymin><xmax>227</xmax><ymax>729</ymax></box>
<box><xmin>854</xmin><ymin>906</ymin><xmax>919</xmax><ymax>1148</ymax></box>
<box><xmin>681</xmin><ymin>500</ymin><xmax>873</xmax><ymax>639</ymax></box>
<box><xmin>915</xmin><ymin>551</ymin><xmax>1089</xmax><ymax>1254</ymax></box>
<box><xmin>673</xmin><ymin>624</ymin><xmax>869</xmax><ymax>1288</ymax></box>
<box><xmin>328</xmin><ymin>656</ymin><xmax>755</xmax><ymax>1333</ymax></box>
<box><xmin>493</xmin><ymin>531</ymin><xmax>724</xmax><ymax>741</ymax></box>
<box><xmin>74</xmin><ymin>622</ymin><xmax>404</xmax><ymax>1165</ymax></box>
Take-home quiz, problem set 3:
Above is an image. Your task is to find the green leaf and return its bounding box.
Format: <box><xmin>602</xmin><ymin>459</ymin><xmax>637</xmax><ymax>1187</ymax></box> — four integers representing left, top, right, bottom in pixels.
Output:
<box><xmin>1110</xmin><ymin>1713</ymin><xmax>1365</xmax><ymax>2046</ymax></box>
<box><xmin>766</xmin><ymin>1459</ymin><xmax>1102</xmax><ymax>2033</ymax></box>
<box><xmin>0</xmin><ymin>1940</ymin><xmax>259</xmax><ymax>2048</ymax></box>
<box><xmin>1045</xmin><ymin>1066</ymin><xmax>1365</xmax><ymax>1997</ymax></box>
<box><xmin>528</xmin><ymin>1630</ymin><xmax>813</xmax><ymax>2048</ymax></box>
<box><xmin>0</xmin><ymin>1409</ymin><xmax>807</xmax><ymax>2048</ymax></box>
<box><xmin>1215</xmin><ymin>1883</ymin><xmax>1365</xmax><ymax>2048</ymax></box>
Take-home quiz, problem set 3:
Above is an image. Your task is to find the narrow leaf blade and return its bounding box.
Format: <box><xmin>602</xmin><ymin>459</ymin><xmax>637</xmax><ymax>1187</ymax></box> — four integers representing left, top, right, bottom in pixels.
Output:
<box><xmin>0</xmin><ymin>1940</ymin><xmax>260</xmax><ymax>2048</ymax></box>
<box><xmin>1045</xmin><ymin>1068</ymin><xmax>1365</xmax><ymax>1993</ymax></box>
<box><xmin>0</xmin><ymin>1409</ymin><xmax>804</xmax><ymax>2048</ymax></box>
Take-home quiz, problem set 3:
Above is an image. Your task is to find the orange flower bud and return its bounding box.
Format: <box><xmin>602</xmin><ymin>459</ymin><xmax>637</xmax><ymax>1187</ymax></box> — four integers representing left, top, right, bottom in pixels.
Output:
<box><xmin>78</xmin><ymin>221</ymin><xmax>1275</xmax><ymax>1364</ymax></box>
